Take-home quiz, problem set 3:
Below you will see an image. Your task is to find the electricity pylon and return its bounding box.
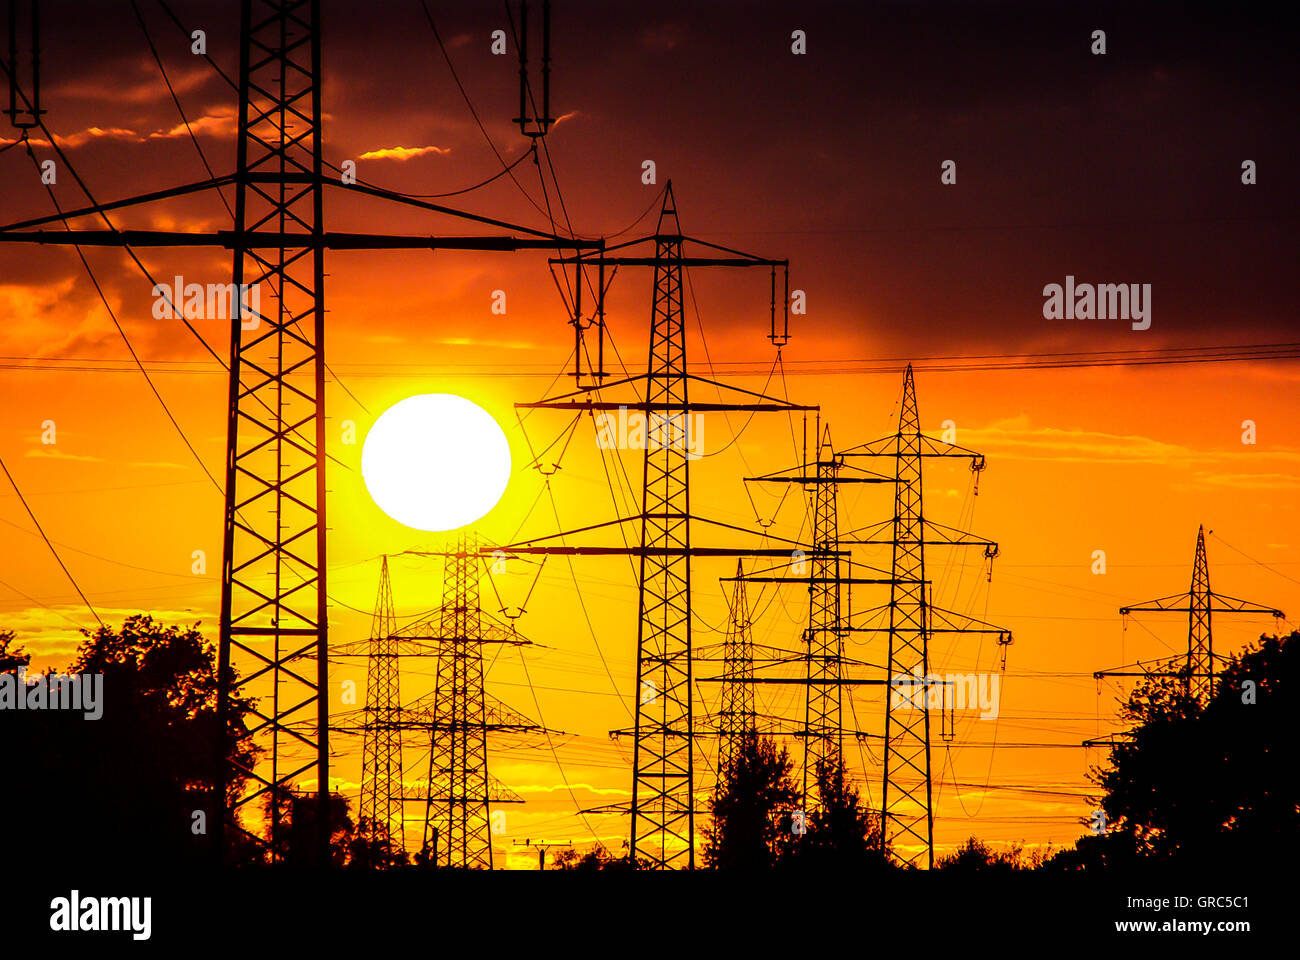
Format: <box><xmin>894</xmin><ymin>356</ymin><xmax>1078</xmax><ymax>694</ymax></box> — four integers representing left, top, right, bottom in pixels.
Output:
<box><xmin>359</xmin><ymin>556</ymin><xmax>402</xmax><ymax>850</ymax></box>
<box><xmin>696</xmin><ymin>558</ymin><xmax>872</xmax><ymax>805</ymax></box>
<box><xmin>842</xmin><ymin>364</ymin><xmax>1012</xmax><ymax>869</ymax></box>
<box><xmin>495</xmin><ymin>183</ymin><xmax>815</xmax><ymax>868</ymax></box>
<box><xmin>1096</xmin><ymin>525</ymin><xmax>1283</xmax><ymax>701</ymax></box>
<box><xmin>716</xmin><ymin>561</ymin><xmax>757</xmax><ymax>778</ymax></box>
<box><xmin>401</xmin><ymin>539</ymin><xmax>543</xmax><ymax>870</ymax></box>
<box><xmin>742</xmin><ymin>425</ymin><xmax>893</xmax><ymax>809</ymax></box>
<box><xmin>330</xmin><ymin>546</ymin><xmax>550</xmax><ymax>868</ymax></box>
<box><xmin>0</xmin><ymin>0</ymin><xmax>598</xmax><ymax>861</ymax></box>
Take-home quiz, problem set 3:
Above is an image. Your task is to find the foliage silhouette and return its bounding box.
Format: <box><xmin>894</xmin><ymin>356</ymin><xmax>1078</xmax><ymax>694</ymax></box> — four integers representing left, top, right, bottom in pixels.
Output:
<box><xmin>703</xmin><ymin>732</ymin><xmax>801</xmax><ymax>869</ymax></box>
<box><xmin>262</xmin><ymin>787</ymin><xmax>355</xmax><ymax>867</ymax></box>
<box><xmin>0</xmin><ymin>616</ymin><xmax>258</xmax><ymax>867</ymax></box>
<box><xmin>346</xmin><ymin>817</ymin><xmax>410</xmax><ymax>870</ymax></box>
<box><xmin>779</xmin><ymin>751</ymin><xmax>892</xmax><ymax>871</ymax></box>
<box><xmin>0</xmin><ymin>630</ymin><xmax>28</xmax><ymax>673</ymax></box>
<box><xmin>1047</xmin><ymin>631</ymin><xmax>1299</xmax><ymax>870</ymax></box>
<box><xmin>937</xmin><ymin>836</ymin><xmax>1050</xmax><ymax>871</ymax></box>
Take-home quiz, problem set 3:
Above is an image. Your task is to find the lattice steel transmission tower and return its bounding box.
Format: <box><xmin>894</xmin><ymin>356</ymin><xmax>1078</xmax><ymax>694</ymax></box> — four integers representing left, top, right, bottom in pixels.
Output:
<box><xmin>1096</xmin><ymin>525</ymin><xmax>1283</xmax><ymax>701</ymax></box>
<box><xmin>842</xmin><ymin>364</ymin><xmax>1011</xmax><ymax>868</ymax></box>
<box><xmin>744</xmin><ymin>425</ymin><xmax>892</xmax><ymax>808</ymax></box>
<box><xmin>498</xmin><ymin>183</ymin><xmax>812</xmax><ymax>867</ymax></box>
<box><xmin>358</xmin><ymin>556</ymin><xmax>402</xmax><ymax>850</ymax></box>
<box><xmin>803</xmin><ymin>426</ymin><xmax>844</xmax><ymax>790</ymax></box>
<box><xmin>625</xmin><ymin>187</ymin><xmax>693</xmax><ymax>866</ymax></box>
<box><xmin>401</xmin><ymin>539</ymin><xmax>542</xmax><ymax>869</ymax></box>
<box><xmin>330</xmin><ymin>547</ymin><xmax>546</xmax><ymax>868</ymax></box>
<box><xmin>716</xmin><ymin>561</ymin><xmax>757</xmax><ymax>778</ymax></box>
<box><xmin>217</xmin><ymin>0</ymin><xmax>331</xmax><ymax>863</ymax></box>
<box><xmin>0</xmin><ymin>0</ymin><xmax>597</xmax><ymax>862</ymax></box>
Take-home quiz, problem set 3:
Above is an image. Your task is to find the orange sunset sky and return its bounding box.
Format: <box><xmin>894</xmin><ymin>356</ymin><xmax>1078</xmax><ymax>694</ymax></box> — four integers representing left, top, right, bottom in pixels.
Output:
<box><xmin>2</xmin><ymin>0</ymin><xmax>1297</xmax><ymax>868</ymax></box>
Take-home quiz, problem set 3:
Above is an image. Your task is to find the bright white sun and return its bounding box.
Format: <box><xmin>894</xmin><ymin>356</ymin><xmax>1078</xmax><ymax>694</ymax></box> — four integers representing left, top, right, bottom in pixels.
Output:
<box><xmin>361</xmin><ymin>394</ymin><xmax>512</xmax><ymax>532</ymax></box>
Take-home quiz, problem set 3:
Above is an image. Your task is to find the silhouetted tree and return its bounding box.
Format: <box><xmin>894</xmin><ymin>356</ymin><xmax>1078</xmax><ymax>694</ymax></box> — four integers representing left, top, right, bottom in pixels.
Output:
<box><xmin>553</xmin><ymin>841</ymin><xmax>610</xmax><ymax>871</ymax></box>
<box><xmin>937</xmin><ymin>836</ymin><xmax>1049</xmax><ymax>871</ymax></box>
<box><xmin>412</xmin><ymin>833</ymin><xmax>439</xmax><ymax>869</ymax></box>
<box><xmin>1048</xmin><ymin>631</ymin><xmax>1300</xmax><ymax>869</ymax></box>
<box><xmin>0</xmin><ymin>616</ymin><xmax>258</xmax><ymax>867</ymax></box>
<box><xmin>0</xmin><ymin>630</ymin><xmax>28</xmax><ymax>673</ymax></box>
<box><xmin>704</xmin><ymin>732</ymin><xmax>800</xmax><ymax>869</ymax></box>
<box><xmin>262</xmin><ymin>787</ymin><xmax>354</xmax><ymax>867</ymax></box>
<box><xmin>780</xmin><ymin>751</ymin><xmax>891</xmax><ymax>871</ymax></box>
<box><xmin>346</xmin><ymin>817</ymin><xmax>410</xmax><ymax>870</ymax></box>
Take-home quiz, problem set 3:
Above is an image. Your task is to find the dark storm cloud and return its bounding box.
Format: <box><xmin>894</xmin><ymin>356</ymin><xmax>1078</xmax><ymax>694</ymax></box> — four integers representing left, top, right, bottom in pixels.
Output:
<box><xmin>7</xmin><ymin>0</ymin><xmax>1297</xmax><ymax>356</ymax></box>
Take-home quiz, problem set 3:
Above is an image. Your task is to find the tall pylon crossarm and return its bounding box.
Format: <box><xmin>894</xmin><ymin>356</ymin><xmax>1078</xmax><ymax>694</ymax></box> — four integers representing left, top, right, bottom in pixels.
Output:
<box><xmin>1111</xmin><ymin>525</ymin><xmax>1285</xmax><ymax>701</ymax></box>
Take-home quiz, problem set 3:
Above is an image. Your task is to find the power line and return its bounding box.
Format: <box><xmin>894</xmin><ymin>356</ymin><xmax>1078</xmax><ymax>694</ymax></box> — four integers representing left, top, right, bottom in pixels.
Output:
<box><xmin>8</xmin><ymin>341</ymin><xmax>1298</xmax><ymax>378</ymax></box>
<box><xmin>1209</xmin><ymin>531</ymin><xmax>1300</xmax><ymax>588</ymax></box>
<box><xmin>17</xmin><ymin>136</ymin><xmax>225</xmax><ymax>495</ymax></box>
<box><xmin>0</xmin><ymin>455</ymin><xmax>104</xmax><ymax>627</ymax></box>
<box><xmin>418</xmin><ymin>0</ymin><xmax>554</xmax><ymax>226</ymax></box>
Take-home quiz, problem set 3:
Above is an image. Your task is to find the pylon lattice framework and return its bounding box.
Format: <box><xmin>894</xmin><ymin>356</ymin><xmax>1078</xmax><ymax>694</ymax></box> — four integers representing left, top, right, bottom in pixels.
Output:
<box><xmin>1097</xmin><ymin>525</ymin><xmax>1284</xmax><ymax>701</ymax></box>
<box><xmin>716</xmin><ymin>561</ymin><xmax>757</xmax><ymax>779</ymax></box>
<box><xmin>359</xmin><ymin>557</ymin><xmax>402</xmax><ymax>850</ymax></box>
<box><xmin>331</xmin><ymin>545</ymin><xmax>545</xmax><ymax>869</ymax></box>
<box><xmin>842</xmin><ymin>365</ymin><xmax>1011</xmax><ymax>868</ymax></box>
<box><xmin>400</xmin><ymin>541</ymin><xmax>544</xmax><ymax>870</ymax></box>
<box><xmin>500</xmin><ymin>184</ymin><xmax>810</xmax><ymax>868</ymax></box>
<box><xmin>742</xmin><ymin>426</ymin><xmax>893</xmax><ymax>809</ymax></box>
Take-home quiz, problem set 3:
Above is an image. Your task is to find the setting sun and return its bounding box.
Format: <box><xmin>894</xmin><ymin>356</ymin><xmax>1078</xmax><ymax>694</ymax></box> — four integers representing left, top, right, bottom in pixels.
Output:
<box><xmin>361</xmin><ymin>393</ymin><xmax>512</xmax><ymax>532</ymax></box>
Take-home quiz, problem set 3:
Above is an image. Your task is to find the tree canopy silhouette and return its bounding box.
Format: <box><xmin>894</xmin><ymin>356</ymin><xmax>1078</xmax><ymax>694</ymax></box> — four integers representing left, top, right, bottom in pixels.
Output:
<box><xmin>703</xmin><ymin>732</ymin><xmax>800</xmax><ymax>869</ymax></box>
<box><xmin>0</xmin><ymin>616</ymin><xmax>257</xmax><ymax>866</ymax></box>
<box><xmin>263</xmin><ymin>787</ymin><xmax>355</xmax><ymax>867</ymax></box>
<box><xmin>1051</xmin><ymin>630</ymin><xmax>1299</xmax><ymax>869</ymax></box>
<box><xmin>780</xmin><ymin>751</ymin><xmax>891</xmax><ymax>872</ymax></box>
<box><xmin>346</xmin><ymin>817</ymin><xmax>410</xmax><ymax>870</ymax></box>
<box><xmin>937</xmin><ymin>836</ymin><xmax>1049</xmax><ymax>871</ymax></box>
<box><xmin>0</xmin><ymin>630</ymin><xmax>28</xmax><ymax>673</ymax></box>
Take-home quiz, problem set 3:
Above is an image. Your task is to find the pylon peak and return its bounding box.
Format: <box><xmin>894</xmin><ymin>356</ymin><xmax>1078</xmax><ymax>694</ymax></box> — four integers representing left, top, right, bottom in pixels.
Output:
<box><xmin>657</xmin><ymin>181</ymin><xmax>680</xmax><ymax>234</ymax></box>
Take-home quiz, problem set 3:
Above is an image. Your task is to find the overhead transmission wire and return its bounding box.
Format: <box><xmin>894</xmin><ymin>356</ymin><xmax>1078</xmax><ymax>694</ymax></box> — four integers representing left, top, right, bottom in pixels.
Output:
<box><xmin>489</xmin><ymin>2</ymin><xmax>661</xmax><ymax>724</ymax></box>
<box><xmin>0</xmin><ymin>513</ymin><xmax>215</xmax><ymax>581</ymax></box>
<box><xmin>0</xmin><ymin>67</ymin><xmax>354</xmax><ymax>477</ymax></box>
<box><xmin>0</xmin><ymin>456</ymin><xmax>104</xmax><ymax>628</ymax></box>
<box><xmin>418</xmin><ymin>0</ymin><xmax>555</xmax><ymax>224</ymax></box>
<box><xmin>18</xmin><ymin>338</ymin><xmax>1296</xmax><ymax>380</ymax></box>
<box><xmin>61</xmin><ymin>3</ymin><xmax>599</xmax><ymax>626</ymax></box>
<box><xmin>10</xmin><ymin>107</ymin><xmax>376</xmax><ymax>622</ymax></box>
<box><xmin>155</xmin><ymin>0</ymin><xmax>532</xmax><ymax>205</ymax></box>
<box><xmin>1209</xmin><ymin>531</ymin><xmax>1300</xmax><ymax>590</ymax></box>
<box><xmin>18</xmin><ymin>135</ymin><xmax>225</xmax><ymax>495</ymax></box>
<box><xmin>11</xmin><ymin>3</ymin><xmax>721</xmax><ymax>844</ymax></box>
<box><xmin>513</xmin><ymin>409</ymin><xmax>633</xmax><ymax>721</ymax></box>
<box><xmin>0</xmin><ymin>67</ymin><xmax>226</xmax><ymax>372</ymax></box>
<box><xmin>418</xmin><ymin>4</ymin><xmax>1112</xmax><ymax>832</ymax></box>
<box><xmin>132</xmin><ymin>2</ymin><xmax>372</xmax><ymax>416</ymax></box>
<box><xmin>5</xmin><ymin>49</ymin><xmax>406</xmax><ymax>620</ymax></box>
<box><xmin>0</xmin><ymin>575</ymin><xmax>88</xmax><ymax>629</ymax></box>
<box><xmin>144</xmin><ymin>1</ymin><xmax>559</xmax><ymax>419</ymax></box>
<box><xmin>131</xmin><ymin>0</ymin><xmax>233</xmax><ymax>219</ymax></box>
<box><xmin>516</xmin><ymin>644</ymin><xmax>605</xmax><ymax>845</ymax></box>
